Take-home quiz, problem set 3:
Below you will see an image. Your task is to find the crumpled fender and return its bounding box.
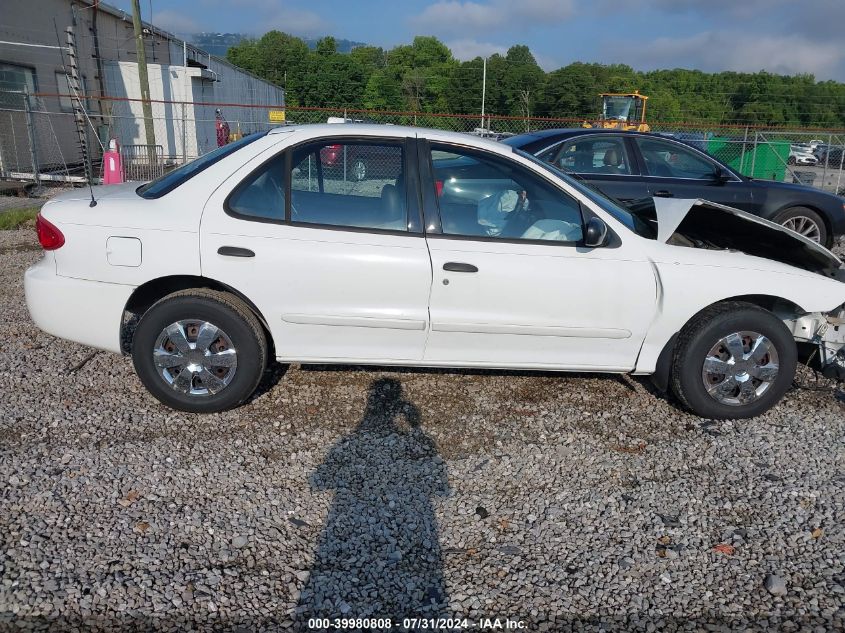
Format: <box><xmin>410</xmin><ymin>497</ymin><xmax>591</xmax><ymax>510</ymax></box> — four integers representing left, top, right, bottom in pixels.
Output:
<box><xmin>653</xmin><ymin>198</ymin><xmax>842</xmax><ymax>275</ymax></box>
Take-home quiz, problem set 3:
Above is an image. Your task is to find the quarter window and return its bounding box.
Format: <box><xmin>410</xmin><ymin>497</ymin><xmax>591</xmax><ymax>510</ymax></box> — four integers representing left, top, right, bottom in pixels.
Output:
<box><xmin>290</xmin><ymin>141</ymin><xmax>407</xmax><ymax>231</ymax></box>
<box><xmin>227</xmin><ymin>154</ymin><xmax>285</xmax><ymax>221</ymax></box>
<box><xmin>635</xmin><ymin>137</ymin><xmax>718</xmax><ymax>179</ymax></box>
<box><xmin>429</xmin><ymin>145</ymin><xmax>583</xmax><ymax>243</ymax></box>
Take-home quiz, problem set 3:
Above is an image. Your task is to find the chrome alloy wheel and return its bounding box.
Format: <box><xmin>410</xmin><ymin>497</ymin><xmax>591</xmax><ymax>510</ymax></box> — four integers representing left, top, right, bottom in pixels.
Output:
<box><xmin>781</xmin><ymin>215</ymin><xmax>822</xmax><ymax>243</ymax></box>
<box><xmin>153</xmin><ymin>320</ymin><xmax>237</xmax><ymax>396</ymax></box>
<box><xmin>701</xmin><ymin>331</ymin><xmax>780</xmax><ymax>406</ymax></box>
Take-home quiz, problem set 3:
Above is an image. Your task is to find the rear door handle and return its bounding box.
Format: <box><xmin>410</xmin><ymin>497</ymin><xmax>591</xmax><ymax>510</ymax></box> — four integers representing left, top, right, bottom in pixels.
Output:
<box><xmin>218</xmin><ymin>246</ymin><xmax>255</xmax><ymax>258</ymax></box>
<box><xmin>653</xmin><ymin>190</ymin><xmax>674</xmax><ymax>198</ymax></box>
<box><xmin>443</xmin><ymin>262</ymin><xmax>478</xmax><ymax>273</ymax></box>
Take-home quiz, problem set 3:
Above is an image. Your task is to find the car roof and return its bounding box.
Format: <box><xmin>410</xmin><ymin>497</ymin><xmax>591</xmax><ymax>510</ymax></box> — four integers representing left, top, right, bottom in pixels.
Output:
<box><xmin>269</xmin><ymin>123</ymin><xmax>510</xmax><ymax>153</ymax></box>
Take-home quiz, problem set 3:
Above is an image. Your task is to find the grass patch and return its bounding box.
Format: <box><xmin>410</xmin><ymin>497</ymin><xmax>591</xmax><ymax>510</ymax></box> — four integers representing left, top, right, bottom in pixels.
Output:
<box><xmin>0</xmin><ymin>208</ymin><xmax>39</xmax><ymax>230</ymax></box>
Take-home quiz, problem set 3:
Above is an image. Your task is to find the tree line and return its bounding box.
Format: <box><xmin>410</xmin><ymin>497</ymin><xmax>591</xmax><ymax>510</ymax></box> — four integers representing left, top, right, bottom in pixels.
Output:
<box><xmin>227</xmin><ymin>32</ymin><xmax>845</xmax><ymax>127</ymax></box>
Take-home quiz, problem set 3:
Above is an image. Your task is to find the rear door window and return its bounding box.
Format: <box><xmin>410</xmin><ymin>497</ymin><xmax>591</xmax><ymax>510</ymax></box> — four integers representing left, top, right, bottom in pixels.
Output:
<box><xmin>290</xmin><ymin>141</ymin><xmax>408</xmax><ymax>231</ymax></box>
<box><xmin>550</xmin><ymin>137</ymin><xmax>632</xmax><ymax>175</ymax></box>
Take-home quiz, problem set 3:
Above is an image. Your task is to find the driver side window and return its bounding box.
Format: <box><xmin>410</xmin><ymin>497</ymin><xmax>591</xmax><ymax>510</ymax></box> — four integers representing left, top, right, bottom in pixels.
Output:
<box><xmin>429</xmin><ymin>144</ymin><xmax>583</xmax><ymax>243</ymax></box>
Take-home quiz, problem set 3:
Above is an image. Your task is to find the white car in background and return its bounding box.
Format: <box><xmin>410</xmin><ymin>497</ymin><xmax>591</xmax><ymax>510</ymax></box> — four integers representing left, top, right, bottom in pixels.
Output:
<box><xmin>25</xmin><ymin>125</ymin><xmax>845</xmax><ymax>418</ymax></box>
<box><xmin>788</xmin><ymin>144</ymin><xmax>819</xmax><ymax>166</ymax></box>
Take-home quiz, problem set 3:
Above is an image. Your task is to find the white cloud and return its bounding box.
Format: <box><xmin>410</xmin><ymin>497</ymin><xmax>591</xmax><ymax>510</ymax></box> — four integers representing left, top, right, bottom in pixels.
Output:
<box><xmin>259</xmin><ymin>8</ymin><xmax>329</xmax><ymax>37</ymax></box>
<box><xmin>608</xmin><ymin>31</ymin><xmax>845</xmax><ymax>80</ymax></box>
<box><xmin>446</xmin><ymin>39</ymin><xmax>507</xmax><ymax>61</ymax></box>
<box><xmin>152</xmin><ymin>10</ymin><xmax>206</xmax><ymax>34</ymax></box>
<box><xmin>412</xmin><ymin>0</ymin><xmax>575</xmax><ymax>38</ymax></box>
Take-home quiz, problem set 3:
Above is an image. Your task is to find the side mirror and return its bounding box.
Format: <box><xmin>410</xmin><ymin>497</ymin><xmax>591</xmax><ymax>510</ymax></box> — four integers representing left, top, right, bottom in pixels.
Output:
<box><xmin>714</xmin><ymin>167</ymin><xmax>731</xmax><ymax>183</ymax></box>
<box><xmin>584</xmin><ymin>217</ymin><xmax>609</xmax><ymax>247</ymax></box>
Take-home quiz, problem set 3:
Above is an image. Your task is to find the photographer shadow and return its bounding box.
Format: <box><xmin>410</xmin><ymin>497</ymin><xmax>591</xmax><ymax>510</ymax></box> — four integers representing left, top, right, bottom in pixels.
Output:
<box><xmin>295</xmin><ymin>378</ymin><xmax>450</xmax><ymax>625</ymax></box>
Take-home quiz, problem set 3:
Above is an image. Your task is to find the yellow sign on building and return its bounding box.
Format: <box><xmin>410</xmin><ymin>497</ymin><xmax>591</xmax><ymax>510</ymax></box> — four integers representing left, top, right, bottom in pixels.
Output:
<box><xmin>268</xmin><ymin>110</ymin><xmax>286</xmax><ymax>123</ymax></box>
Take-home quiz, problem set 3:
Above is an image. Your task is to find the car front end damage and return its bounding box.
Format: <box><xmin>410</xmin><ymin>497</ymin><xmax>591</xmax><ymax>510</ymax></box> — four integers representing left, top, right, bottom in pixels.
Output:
<box><xmin>648</xmin><ymin>198</ymin><xmax>845</xmax><ymax>381</ymax></box>
<box><xmin>783</xmin><ymin>308</ymin><xmax>845</xmax><ymax>380</ymax></box>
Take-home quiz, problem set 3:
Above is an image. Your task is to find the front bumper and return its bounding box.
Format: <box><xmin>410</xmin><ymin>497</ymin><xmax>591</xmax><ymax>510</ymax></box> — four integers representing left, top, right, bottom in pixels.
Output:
<box><xmin>25</xmin><ymin>255</ymin><xmax>134</xmax><ymax>354</ymax></box>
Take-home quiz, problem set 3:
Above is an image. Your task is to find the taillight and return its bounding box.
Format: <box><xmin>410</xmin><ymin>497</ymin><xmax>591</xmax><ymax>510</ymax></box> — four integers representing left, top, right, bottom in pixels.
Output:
<box><xmin>435</xmin><ymin>180</ymin><xmax>444</xmax><ymax>197</ymax></box>
<box><xmin>36</xmin><ymin>213</ymin><xmax>64</xmax><ymax>250</ymax></box>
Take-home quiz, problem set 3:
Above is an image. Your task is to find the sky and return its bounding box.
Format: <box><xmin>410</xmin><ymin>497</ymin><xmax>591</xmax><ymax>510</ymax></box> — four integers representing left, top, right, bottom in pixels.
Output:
<box><xmin>109</xmin><ymin>0</ymin><xmax>845</xmax><ymax>81</ymax></box>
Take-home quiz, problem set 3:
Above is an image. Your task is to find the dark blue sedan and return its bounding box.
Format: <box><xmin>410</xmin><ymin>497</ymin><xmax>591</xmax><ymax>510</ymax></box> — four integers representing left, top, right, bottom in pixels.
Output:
<box><xmin>504</xmin><ymin>129</ymin><xmax>845</xmax><ymax>246</ymax></box>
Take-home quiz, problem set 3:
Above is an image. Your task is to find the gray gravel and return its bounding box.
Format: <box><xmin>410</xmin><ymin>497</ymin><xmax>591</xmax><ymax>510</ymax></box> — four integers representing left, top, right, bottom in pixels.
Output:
<box><xmin>0</xmin><ymin>186</ymin><xmax>73</xmax><ymax>213</ymax></box>
<box><xmin>1</xmin><ymin>228</ymin><xmax>844</xmax><ymax>632</ymax></box>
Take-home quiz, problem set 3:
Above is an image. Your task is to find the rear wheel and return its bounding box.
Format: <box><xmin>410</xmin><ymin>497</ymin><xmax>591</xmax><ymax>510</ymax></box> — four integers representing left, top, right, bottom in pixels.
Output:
<box><xmin>670</xmin><ymin>302</ymin><xmax>796</xmax><ymax>419</ymax></box>
<box><xmin>132</xmin><ymin>289</ymin><xmax>266</xmax><ymax>413</ymax></box>
<box><xmin>775</xmin><ymin>206</ymin><xmax>827</xmax><ymax>245</ymax></box>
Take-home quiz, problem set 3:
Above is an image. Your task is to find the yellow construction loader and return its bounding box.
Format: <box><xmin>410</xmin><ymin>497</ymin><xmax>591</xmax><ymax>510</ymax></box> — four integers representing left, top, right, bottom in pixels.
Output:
<box><xmin>583</xmin><ymin>91</ymin><xmax>650</xmax><ymax>132</ymax></box>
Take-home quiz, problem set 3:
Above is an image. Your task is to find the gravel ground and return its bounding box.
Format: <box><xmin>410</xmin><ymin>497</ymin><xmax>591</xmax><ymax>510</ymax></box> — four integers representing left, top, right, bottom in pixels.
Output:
<box><xmin>0</xmin><ymin>186</ymin><xmax>75</xmax><ymax>213</ymax></box>
<box><xmin>1</xmin><ymin>228</ymin><xmax>844</xmax><ymax>632</ymax></box>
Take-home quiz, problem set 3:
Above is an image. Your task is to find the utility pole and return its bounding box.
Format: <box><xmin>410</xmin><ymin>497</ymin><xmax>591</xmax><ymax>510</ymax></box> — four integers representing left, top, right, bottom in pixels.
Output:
<box><xmin>480</xmin><ymin>56</ymin><xmax>487</xmax><ymax>131</ymax></box>
<box><xmin>131</xmin><ymin>0</ymin><xmax>156</xmax><ymax>162</ymax></box>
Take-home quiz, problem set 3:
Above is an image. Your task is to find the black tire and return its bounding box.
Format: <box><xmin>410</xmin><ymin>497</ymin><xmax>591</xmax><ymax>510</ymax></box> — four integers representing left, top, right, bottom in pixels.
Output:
<box><xmin>132</xmin><ymin>289</ymin><xmax>267</xmax><ymax>413</ymax></box>
<box><xmin>670</xmin><ymin>302</ymin><xmax>796</xmax><ymax>419</ymax></box>
<box><xmin>775</xmin><ymin>206</ymin><xmax>828</xmax><ymax>246</ymax></box>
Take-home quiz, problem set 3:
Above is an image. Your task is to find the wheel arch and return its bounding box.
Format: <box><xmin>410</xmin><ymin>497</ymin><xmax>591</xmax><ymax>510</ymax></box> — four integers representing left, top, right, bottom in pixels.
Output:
<box><xmin>647</xmin><ymin>293</ymin><xmax>805</xmax><ymax>392</ymax></box>
<box><xmin>122</xmin><ymin>275</ymin><xmax>274</xmax><ymax>356</ymax></box>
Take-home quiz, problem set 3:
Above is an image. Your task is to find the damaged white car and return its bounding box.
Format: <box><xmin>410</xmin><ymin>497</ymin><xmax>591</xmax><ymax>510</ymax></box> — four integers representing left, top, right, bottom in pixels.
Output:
<box><xmin>24</xmin><ymin>125</ymin><xmax>845</xmax><ymax>418</ymax></box>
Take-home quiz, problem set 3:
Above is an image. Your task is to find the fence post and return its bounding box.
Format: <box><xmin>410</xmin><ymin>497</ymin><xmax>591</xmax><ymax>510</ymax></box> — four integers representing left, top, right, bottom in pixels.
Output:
<box><xmin>23</xmin><ymin>89</ymin><xmax>42</xmax><ymax>194</ymax></box>
<box><xmin>740</xmin><ymin>126</ymin><xmax>749</xmax><ymax>173</ymax></box>
<box><xmin>822</xmin><ymin>132</ymin><xmax>832</xmax><ymax>185</ymax></box>
<box><xmin>750</xmin><ymin>130</ymin><xmax>757</xmax><ymax>177</ymax></box>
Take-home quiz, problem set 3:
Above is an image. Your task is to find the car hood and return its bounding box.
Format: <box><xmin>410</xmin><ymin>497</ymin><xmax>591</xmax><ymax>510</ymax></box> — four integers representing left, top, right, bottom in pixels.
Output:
<box><xmin>651</xmin><ymin>197</ymin><xmax>842</xmax><ymax>277</ymax></box>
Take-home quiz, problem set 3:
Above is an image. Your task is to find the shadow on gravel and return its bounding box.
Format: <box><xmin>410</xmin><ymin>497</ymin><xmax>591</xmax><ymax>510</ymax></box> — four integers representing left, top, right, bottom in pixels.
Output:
<box><xmin>294</xmin><ymin>377</ymin><xmax>450</xmax><ymax>627</ymax></box>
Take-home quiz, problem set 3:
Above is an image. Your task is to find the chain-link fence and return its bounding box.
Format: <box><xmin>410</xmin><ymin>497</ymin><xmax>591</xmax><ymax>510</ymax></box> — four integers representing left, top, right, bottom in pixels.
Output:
<box><xmin>2</xmin><ymin>91</ymin><xmax>845</xmax><ymax>197</ymax></box>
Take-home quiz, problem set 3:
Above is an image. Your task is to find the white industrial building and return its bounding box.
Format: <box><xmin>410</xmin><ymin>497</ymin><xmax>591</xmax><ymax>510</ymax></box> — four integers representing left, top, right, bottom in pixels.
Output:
<box><xmin>0</xmin><ymin>0</ymin><xmax>284</xmax><ymax>180</ymax></box>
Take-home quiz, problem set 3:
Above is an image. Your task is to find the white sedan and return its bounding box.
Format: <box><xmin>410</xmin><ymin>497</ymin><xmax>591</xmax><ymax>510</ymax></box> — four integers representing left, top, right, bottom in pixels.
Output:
<box><xmin>25</xmin><ymin>125</ymin><xmax>845</xmax><ymax>418</ymax></box>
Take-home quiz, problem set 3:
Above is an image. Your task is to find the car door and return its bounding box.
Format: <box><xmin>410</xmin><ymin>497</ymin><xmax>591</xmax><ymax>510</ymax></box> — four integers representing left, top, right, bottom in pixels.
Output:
<box><xmin>420</xmin><ymin>141</ymin><xmax>657</xmax><ymax>371</ymax></box>
<box><xmin>537</xmin><ymin>134</ymin><xmax>650</xmax><ymax>203</ymax></box>
<box><xmin>631</xmin><ymin>136</ymin><xmax>756</xmax><ymax>211</ymax></box>
<box><xmin>201</xmin><ymin>136</ymin><xmax>433</xmax><ymax>362</ymax></box>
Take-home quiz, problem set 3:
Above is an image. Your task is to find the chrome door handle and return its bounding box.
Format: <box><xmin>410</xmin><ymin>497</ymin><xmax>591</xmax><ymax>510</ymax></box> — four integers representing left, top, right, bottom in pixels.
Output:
<box><xmin>218</xmin><ymin>246</ymin><xmax>255</xmax><ymax>258</ymax></box>
<box><xmin>443</xmin><ymin>262</ymin><xmax>478</xmax><ymax>273</ymax></box>
<box><xmin>653</xmin><ymin>190</ymin><xmax>674</xmax><ymax>198</ymax></box>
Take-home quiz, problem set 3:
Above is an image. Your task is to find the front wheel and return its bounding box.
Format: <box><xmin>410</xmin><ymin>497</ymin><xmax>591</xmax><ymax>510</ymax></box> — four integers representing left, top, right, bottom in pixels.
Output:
<box><xmin>132</xmin><ymin>289</ymin><xmax>267</xmax><ymax>413</ymax></box>
<box><xmin>775</xmin><ymin>206</ymin><xmax>827</xmax><ymax>245</ymax></box>
<box><xmin>670</xmin><ymin>302</ymin><xmax>796</xmax><ymax>419</ymax></box>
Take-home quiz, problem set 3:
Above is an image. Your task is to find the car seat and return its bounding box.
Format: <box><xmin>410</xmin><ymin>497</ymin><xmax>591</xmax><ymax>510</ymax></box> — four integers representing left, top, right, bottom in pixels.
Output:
<box><xmin>602</xmin><ymin>148</ymin><xmax>624</xmax><ymax>173</ymax></box>
<box><xmin>379</xmin><ymin>173</ymin><xmax>406</xmax><ymax>229</ymax></box>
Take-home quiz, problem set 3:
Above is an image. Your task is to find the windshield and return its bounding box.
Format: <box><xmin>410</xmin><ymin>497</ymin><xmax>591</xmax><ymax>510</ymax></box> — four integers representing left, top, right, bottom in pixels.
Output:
<box><xmin>137</xmin><ymin>132</ymin><xmax>267</xmax><ymax>199</ymax></box>
<box><xmin>514</xmin><ymin>148</ymin><xmax>656</xmax><ymax>239</ymax></box>
<box><xmin>603</xmin><ymin>96</ymin><xmax>633</xmax><ymax>121</ymax></box>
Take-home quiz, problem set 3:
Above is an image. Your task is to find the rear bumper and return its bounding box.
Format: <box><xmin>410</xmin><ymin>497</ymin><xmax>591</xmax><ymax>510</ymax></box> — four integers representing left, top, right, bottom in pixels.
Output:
<box><xmin>25</xmin><ymin>256</ymin><xmax>134</xmax><ymax>354</ymax></box>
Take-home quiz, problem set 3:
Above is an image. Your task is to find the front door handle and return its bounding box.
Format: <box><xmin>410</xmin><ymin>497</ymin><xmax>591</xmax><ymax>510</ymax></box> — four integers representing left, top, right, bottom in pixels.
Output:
<box><xmin>443</xmin><ymin>262</ymin><xmax>478</xmax><ymax>273</ymax></box>
<box><xmin>218</xmin><ymin>246</ymin><xmax>255</xmax><ymax>258</ymax></box>
<box><xmin>653</xmin><ymin>190</ymin><xmax>674</xmax><ymax>198</ymax></box>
